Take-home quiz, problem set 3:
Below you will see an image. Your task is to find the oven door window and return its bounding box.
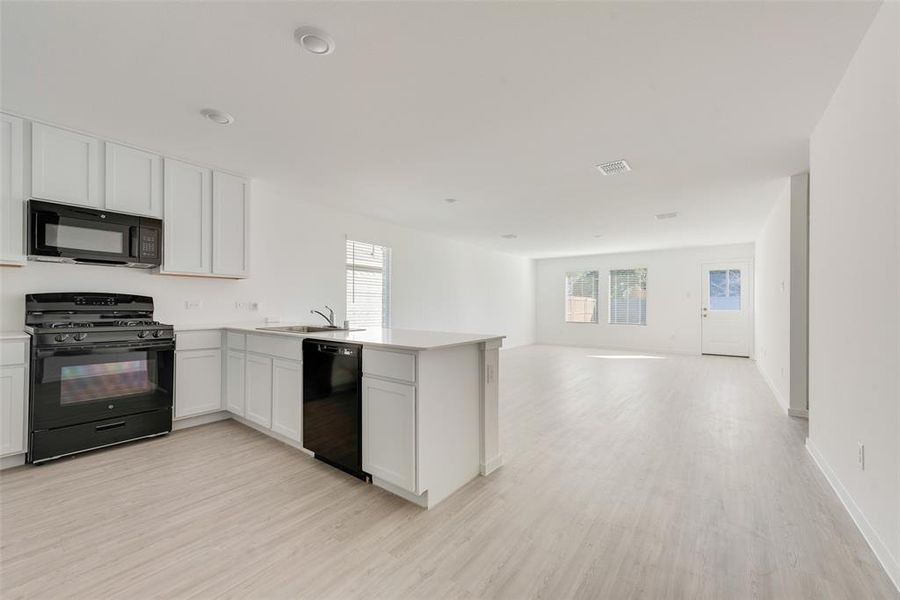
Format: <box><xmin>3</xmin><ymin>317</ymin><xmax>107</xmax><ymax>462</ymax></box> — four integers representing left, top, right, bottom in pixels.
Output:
<box><xmin>32</xmin><ymin>347</ymin><xmax>174</xmax><ymax>429</ymax></box>
<box><xmin>59</xmin><ymin>359</ymin><xmax>155</xmax><ymax>405</ymax></box>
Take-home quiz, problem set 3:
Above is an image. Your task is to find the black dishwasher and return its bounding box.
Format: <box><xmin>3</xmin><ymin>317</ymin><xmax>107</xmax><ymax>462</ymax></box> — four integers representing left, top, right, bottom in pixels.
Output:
<box><xmin>302</xmin><ymin>340</ymin><xmax>368</xmax><ymax>481</ymax></box>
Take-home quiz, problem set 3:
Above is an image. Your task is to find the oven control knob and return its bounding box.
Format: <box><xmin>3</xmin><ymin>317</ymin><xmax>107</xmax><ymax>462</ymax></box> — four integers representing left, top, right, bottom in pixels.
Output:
<box><xmin>138</xmin><ymin>330</ymin><xmax>149</xmax><ymax>339</ymax></box>
<box><xmin>74</xmin><ymin>332</ymin><xmax>88</xmax><ymax>342</ymax></box>
<box><xmin>54</xmin><ymin>333</ymin><xmax>69</xmax><ymax>343</ymax></box>
<box><xmin>152</xmin><ymin>330</ymin><xmax>162</xmax><ymax>338</ymax></box>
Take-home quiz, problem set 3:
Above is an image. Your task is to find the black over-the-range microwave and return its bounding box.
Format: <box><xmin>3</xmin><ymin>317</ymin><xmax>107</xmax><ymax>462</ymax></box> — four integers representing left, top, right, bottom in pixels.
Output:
<box><xmin>28</xmin><ymin>200</ymin><xmax>162</xmax><ymax>268</ymax></box>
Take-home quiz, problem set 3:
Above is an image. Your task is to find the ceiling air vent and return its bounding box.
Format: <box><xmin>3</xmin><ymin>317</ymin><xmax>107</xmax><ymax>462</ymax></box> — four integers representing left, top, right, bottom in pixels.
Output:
<box><xmin>596</xmin><ymin>160</ymin><xmax>631</xmax><ymax>176</ymax></box>
<box><xmin>655</xmin><ymin>211</ymin><xmax>679</xmax><ymax>220</ymax></box>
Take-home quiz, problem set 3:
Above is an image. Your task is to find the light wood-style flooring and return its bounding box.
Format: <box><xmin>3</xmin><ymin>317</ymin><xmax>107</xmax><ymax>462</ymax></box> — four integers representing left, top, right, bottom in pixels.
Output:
<box><xmin>1</xmin><ymin>345</ymin><xmax>897</xmax><ymax>599</ymax></box>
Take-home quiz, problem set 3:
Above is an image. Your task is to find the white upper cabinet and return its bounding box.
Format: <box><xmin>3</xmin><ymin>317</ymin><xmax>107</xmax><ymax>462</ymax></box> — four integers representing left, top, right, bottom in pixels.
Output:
<box><xmin>8</xmin><ymin>113</ymin><xmax>250</xmax><ymax>277</ymax></box>
<box><xmin>0</xmin><ymin>114</ymin><xmax>25</xmax><ymax>265</ymax></box>
<box><xmin>212</xmin><ymin>171</ymin><xmax>249</xmax><ymax>277</ymax></box>
<box><xmin>105</xmin><ymin>142</ymin><xmax>162</xmax><ymax>218</ymax></box>
<box><xmin>31</xmin><ymin>122</ymin><xmax>102</xmax><ymax>208</ymax></box>
<box><xmin>163</xmin><ymin>158</ymin><xmax>212</xmax><ymax>274</ymax></box>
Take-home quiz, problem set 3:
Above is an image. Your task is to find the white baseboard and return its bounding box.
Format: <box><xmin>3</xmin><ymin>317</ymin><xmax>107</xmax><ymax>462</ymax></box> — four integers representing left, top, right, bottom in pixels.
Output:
<box><xmin>1</xmin><ymin>453</ymin><xmax>26</xmax><ymax>470</ymax></box>
<box><xmin>788</xmin><ymin>408</ymin><xmax>808</xmax><ymax>419</ymax></box>
<box><xmin>806</xmin><ymin>438</ymin><xmax>900</xmax><ymax>592</ymax></box>
<box><xmin>755</xmin><ymin>361</ymin><xmax>789</xmax><ymax>415</ymax></box>
<box><xmin>172</xmin><ymin>411</ymin><xmax>231</xmax><ymax>430</ymax></box>
<box><xmin>230</xmin><ymin>414</ymin><xmax>313</xmax><ymax>456</ymax></box>
<box><xmin>373</xmin><ymin>476</ymin><xmax>428</xmax><ymax>508</ymax></box>
<box><xmin>480</xmin><ymin>454</ymin><xmax>503</xmax><ymax>476</ymax></box>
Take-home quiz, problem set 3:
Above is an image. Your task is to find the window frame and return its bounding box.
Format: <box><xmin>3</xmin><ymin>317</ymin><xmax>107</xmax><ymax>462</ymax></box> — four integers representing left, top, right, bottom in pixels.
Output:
<box><xmin>346</xmin><ymin>239</ymin><xmax>392</xmax><ymax>329</ymax></box>
<box><xmin>564</xmin><ymin>270</ymin><xmax>600</xmax><ymax>324</ymax></box>
<box><xmin>608</xmin><ymin>267</ymin><xmax>648</xmax><ymax>326</ymax></box>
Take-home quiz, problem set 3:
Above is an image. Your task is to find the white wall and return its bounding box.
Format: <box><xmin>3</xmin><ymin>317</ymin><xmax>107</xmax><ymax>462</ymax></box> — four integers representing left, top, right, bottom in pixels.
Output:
<box><xmin>535</xmin><ymin>243</ymin><xmax>753</xmax><ymax>354</ymax></box>
<box><xmin>754</xmin><ymin>182</ymin><xmax>792</xmax><ymax>413</ymax></box>
<box><xmin>807</xmin><ymin>2</ymin><xmax>899</xmax><ymax>588</ymax></box>
<box><xmin>0</xmin><ymin>180</ymin><xmax>536</xmax><ymax>348</ymax></box>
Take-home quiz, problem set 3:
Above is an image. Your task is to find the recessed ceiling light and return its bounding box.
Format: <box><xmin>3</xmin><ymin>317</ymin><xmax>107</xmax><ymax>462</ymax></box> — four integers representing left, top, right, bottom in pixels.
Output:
<box><xmin>443</xmin><ymin>198</ymin><xmax>458</xmax><ymax>204</ymax></box>
<box><xmin>201</xmin><ymin>109</ymin><xmax>234</xmax><ymax>126</ymax></box>
<box><xmin>501</xmin><ymin>233</ymin><xmax>518</xmax><ymax>239</ymax></box>
<box><xmin>596</xmin><ymin>160</ymin><xmax>631</xmax><ymax>176</ymax></box>
<box><xmin>294</xmin><ymin>26</ymin><xmax>335</xmax><ymax>55</ymax></box>
<box><xmin>655</xmin><ymin>211</ymin><xmax>679</xmax><ymax>220</ymax></box>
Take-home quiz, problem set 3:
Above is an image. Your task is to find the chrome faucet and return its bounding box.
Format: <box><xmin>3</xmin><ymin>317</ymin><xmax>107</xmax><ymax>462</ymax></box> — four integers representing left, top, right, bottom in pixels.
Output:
<box><xmin>310</xmin><ymin>305</ymin><xmax>335</xmax><ymax>327</ymax></box>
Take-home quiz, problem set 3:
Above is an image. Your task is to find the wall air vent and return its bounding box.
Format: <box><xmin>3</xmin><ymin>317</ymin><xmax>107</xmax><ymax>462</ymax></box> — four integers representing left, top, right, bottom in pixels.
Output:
<box><xmin>655</xmin><ymin>211</ymin><xmax>679</xmax><ymax>220</ymax></box>
<box><xmin>596</xmin><ymin>160</ymin><xmax>631</xmax><ymax>176</ymax></box>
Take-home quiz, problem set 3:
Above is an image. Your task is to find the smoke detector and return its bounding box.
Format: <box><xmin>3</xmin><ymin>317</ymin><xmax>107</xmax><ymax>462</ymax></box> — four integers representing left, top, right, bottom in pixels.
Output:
<box><xmin>596</xmin><ymin>160</ymin><xmax>631</xmax><ymax>176</ymax></box>
<box><xmin>655</xmin><ymin>211</ymin><xmax>679</xmax><ymax>220</ymax></box>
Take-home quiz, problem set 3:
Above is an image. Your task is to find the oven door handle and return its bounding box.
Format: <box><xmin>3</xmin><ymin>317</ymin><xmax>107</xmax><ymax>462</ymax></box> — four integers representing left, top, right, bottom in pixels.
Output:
<box><xmin>36</xmin><ymin>342</ymin><xmax>174</xmax><ymax>358</ymax></box>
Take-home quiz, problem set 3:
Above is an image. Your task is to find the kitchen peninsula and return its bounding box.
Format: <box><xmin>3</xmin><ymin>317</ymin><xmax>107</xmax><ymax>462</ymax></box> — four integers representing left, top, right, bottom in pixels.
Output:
<box><xmin>172</xmin><ymin>325</ymin><xmax>504</xmax><ymax>509</ymax></box>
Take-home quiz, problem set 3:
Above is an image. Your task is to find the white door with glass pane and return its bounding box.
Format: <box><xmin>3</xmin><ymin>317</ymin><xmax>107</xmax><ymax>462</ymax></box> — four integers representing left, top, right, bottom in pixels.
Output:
<box><xmin>701</xmin><ymin>262</ymin><xmax>751</xmax><ymax>357</ymax></box>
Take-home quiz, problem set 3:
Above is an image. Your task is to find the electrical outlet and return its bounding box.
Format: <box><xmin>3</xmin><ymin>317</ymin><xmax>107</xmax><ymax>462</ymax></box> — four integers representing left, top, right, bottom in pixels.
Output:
<box><xmin>249</xmin><ymin>302</ymin><xmax>260</xmax><ymax>312</ymax></box>
<box><xmin>235</xmin><ymin>302</ymin><xmax>246</xmax><ymax>310</ymax></box>
<box><xmin>858</xmin><ymin>442</ymin><xmax>865</xmax><ymax>470</ymax></box>
<box><xmin>185</xmin><ymin>300</ymin><xmax>202</xmax><ymax>310</ymax></box>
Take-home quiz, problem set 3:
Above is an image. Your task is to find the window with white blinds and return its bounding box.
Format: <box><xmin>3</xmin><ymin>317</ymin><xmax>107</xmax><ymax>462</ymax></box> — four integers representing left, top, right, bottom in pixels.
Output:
<box><xmin>609</xmin><ymin>268</ymin><xmax>647</xmax><ymax>326</ymax></box>
<box><xmin>346</xmin><ymin>240</ymin><xmax>391</xmax><ymax>329</ymax></box>
<box><xmin>565</xmin><ymin>271</ymin><xmax>599</xmax><ymax>323</ymax></box>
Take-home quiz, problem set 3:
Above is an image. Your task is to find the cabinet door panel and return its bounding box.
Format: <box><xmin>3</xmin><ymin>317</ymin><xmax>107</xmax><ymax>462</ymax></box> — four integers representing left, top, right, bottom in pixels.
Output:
<box><xmin>225</xmin><ymin>350</ymin><xmax>246</xmax><ymax>416</ymax></box>
<box><xmin>362</xmin><ymin>376</ymin><xmax>416</xmax><ymax>492</ymax></box>
<box><xmin>175</xmin><ymin>349</ymin><xmax>222</xmax><ymax>418</ymax></box>
<box><xmin>105</xmin><ymin>143</ymin><xmax>162</xmax><ymax>217</ymax></box>
<box><xmin>0</xmin><ymin>366</ymin><xmax>26</xmax><ymax>456</ymax></box>
<box><xmin>1</xmin><ymin>114</ymin><xmax>25</xmax><ymax>264</ymax></box>
<box><xmin>163</xmin><ymin>159</ymin><xmax>211</xmax><ymax>274</ymax></box>
<box><xmin>32</xmin><ymin>123</ymin><xmax>101</xmax><ymax>207</ymax></box>
<box><xmin>212</xmin><ymin>171</ymin><xmax>249</xmax><ymax>277</ymax></box>
<box><xmin>271</xmin><ymin>359</ymin><xmax>301</xmax><ymax>442</ymax></box>
<box><xmin>245</xmin><ymin>354</ymin><xmax>272</xmax><ymax>428</ymax></box>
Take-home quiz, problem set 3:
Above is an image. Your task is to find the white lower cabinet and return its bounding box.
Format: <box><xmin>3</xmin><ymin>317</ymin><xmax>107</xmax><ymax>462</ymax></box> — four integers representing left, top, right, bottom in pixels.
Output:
<box><xmin>174</xmin><ymin>349</ymin><xmax>222</xmax><ymax>418</ymax></box>
<box><xmin>362</xmin><ymin>376</ymin><xmax>417</xmax><ymax>493</ymax></box>
<box><xmin>0</xmin><ymin>365</ymin><xmax>26</xmax><ymax>456</ymax></box>
<box><xmin>224</xmin><ymin>349</ymin><xmax>246</xmax><ymax>416</ymax></box>
<box><xmin>271</xmin><ymin>359</ymin><xmax>302</xmax><ymax>442</ymax></box>
<box><xmin>245</xmin><ymin>353</ymin><xmax>273</xmax><ymax>428</ymax></box>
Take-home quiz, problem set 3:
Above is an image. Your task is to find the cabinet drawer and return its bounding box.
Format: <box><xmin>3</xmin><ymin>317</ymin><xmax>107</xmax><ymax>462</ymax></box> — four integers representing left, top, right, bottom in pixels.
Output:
<box><xmin>225</xmin><ymin>331</ymin><xmax>246</xmax><ymax>350</ymax></box>
<box><xmin>363</xmin><ymin>348</ymin><xmax>416</xmax><ymax>383</ymax></box>
<box><xmin>176</xmin><ymin>330</ymin><xmax>222</xmax><ymax>351</ymax></box>
<box><xmin>246</xmin><ymin>334</ymin><xmax>302</xmax><ymax>361</ymax></box>
<box><xmin>0</xmin><ymin>341</ymin><xmax>27</xmax><ymax>366</ymax></box>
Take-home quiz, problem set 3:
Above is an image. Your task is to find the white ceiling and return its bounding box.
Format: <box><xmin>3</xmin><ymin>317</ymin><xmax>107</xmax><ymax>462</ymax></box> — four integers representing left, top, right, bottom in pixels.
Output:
<box><xmin>1</xmin><ymin>1</ymin><xmax>879</xmax><ymax>258</ymax></box>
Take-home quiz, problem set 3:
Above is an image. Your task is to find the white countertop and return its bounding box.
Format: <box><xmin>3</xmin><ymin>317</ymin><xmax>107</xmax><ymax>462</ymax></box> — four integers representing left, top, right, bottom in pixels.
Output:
<box><xmin>174</xmin><ymin>323</ymin><xmax>503</xmax><ymax>351</ymax></box>
<box><xmin>0</xmin><ymin>331</ymin><xmax>30</xmax><ymax>341</ymax></box>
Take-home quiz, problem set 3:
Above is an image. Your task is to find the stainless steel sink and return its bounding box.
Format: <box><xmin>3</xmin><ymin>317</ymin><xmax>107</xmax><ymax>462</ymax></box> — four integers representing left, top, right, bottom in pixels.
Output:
<box><xmin>256</xmin><ymin>325</ymin><xmax>347</xmax><ymax>334</ymax></box>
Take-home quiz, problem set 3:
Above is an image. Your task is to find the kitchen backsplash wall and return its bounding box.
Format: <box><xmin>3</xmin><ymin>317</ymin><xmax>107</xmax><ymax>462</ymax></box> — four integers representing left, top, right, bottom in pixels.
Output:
<box><xmin>0</xmin><ymin>180</ymin><xmax>537</xmax><ymax>348</ymax></box>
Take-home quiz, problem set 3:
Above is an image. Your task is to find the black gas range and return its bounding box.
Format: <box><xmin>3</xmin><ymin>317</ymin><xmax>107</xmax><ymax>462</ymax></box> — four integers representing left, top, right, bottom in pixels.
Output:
<box><xmin>25</xmin><ymin>293</ymin><xmax>174</xmax><ymax>463</ymax></box>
